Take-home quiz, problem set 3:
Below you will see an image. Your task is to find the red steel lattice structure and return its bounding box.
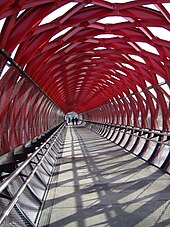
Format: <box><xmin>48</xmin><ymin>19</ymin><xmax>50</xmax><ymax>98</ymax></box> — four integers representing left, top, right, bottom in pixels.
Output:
<box><xmin>0</xmin><ymin>0</ymin><xmax>170</xmax><ymax>171</ymax></box>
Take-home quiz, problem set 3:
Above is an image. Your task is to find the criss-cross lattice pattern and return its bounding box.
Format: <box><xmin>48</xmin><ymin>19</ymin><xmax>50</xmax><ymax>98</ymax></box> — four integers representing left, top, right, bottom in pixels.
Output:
<box><xmin>0</xmin><ymin>1</ymin><xmax>169</xmax><ymax>156</ymax></box>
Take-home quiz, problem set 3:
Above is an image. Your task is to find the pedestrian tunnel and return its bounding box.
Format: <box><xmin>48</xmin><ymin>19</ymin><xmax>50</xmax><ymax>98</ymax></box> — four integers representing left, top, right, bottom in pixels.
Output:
<box><xmin>0</xmin><ymin>1</ymin><xmax>170</xmax><ymax>226</ymax></box>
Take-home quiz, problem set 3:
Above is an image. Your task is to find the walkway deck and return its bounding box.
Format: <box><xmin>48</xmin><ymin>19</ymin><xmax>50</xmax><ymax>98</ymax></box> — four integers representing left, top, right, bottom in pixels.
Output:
<box><xmin>38</xmin><ymin>126</ymin><xmax>170</xmax><ymax>227</ymax></box>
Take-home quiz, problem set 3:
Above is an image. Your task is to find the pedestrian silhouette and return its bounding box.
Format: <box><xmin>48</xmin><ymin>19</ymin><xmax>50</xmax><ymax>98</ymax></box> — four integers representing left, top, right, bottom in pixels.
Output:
<box><xmin>75</xmin><ymin>117</ymin><xmax>78</xmax><ymax>125</ymax></box>
<box><xmin>72</xmin><ymin>118</ymin><xmax>75</xmax><ymax>125</ymax></box>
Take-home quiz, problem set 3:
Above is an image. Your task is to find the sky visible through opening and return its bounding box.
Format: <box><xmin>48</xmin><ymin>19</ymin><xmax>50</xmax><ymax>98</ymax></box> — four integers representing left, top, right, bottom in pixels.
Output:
<box><xmin>0</xmin><ymin>1</ymin><xmax>169</xmax><ymax>96</ymax></box>
<box><xmin>0</xmin><ymin>2</ymin><xmax>170</xmax><ymax>58</ymax></box>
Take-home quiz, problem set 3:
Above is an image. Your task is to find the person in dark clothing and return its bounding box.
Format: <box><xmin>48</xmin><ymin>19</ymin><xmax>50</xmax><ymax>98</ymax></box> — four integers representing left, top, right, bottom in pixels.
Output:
<box><xmin>72</xmin><ymin>118</ymin><xmax>75</xmax><ymax>125</ymax></box>
<box><xmin>75</xmin><ymin>117</ymin><xmax>78</xmax><ymax>125</ymax></box>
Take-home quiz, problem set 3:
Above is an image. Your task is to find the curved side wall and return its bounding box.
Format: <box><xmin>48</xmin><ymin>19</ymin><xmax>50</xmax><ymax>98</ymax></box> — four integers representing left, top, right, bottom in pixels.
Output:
<box><xmin>82</xmin><ymin>83</ymin><xmax>170</xmax><ymax>174</ymax></box>
<box><xmin>0</xmin><ymin>52</ymin><xmax>64</xmax><ymax>156</ymax></box>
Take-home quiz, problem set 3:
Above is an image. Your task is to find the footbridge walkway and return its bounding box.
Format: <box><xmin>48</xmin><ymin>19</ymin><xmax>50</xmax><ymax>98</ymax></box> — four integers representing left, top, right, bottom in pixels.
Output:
<box><xmin>1</xmin><ymin>123</ymin><xmax>169</xmax><ymax>226</ymax></box>
<box><xmin>38</xmin><ymin>125</ymin><xmax>170</xmax><ymax>227</ymax></box>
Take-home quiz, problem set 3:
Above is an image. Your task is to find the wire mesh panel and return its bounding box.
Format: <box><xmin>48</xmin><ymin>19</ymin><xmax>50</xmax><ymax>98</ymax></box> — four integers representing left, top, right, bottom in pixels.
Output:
<box><xmin>0</xmin><ymin>51</ymin><xmax>64</xmax><ymax>158</ymax></box>
<box><xmin>0</xmin><ymin>124</ymin><xmax>66</xmax><ymax>226</ymax></box>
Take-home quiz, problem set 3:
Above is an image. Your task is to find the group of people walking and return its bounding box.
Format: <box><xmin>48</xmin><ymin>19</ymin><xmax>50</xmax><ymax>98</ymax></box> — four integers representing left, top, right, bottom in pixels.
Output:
<box><xmin>67</xmin><ymin>117</ymin><xmax>78</xmax><ymax>125</ymax></box>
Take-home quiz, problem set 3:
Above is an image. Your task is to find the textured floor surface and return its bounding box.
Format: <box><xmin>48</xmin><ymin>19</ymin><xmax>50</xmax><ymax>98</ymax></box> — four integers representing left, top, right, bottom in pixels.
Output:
<box><xmin>38</xmin><ymin>126</ymin><xmax>170</xmax><ymax>227</ymax></box>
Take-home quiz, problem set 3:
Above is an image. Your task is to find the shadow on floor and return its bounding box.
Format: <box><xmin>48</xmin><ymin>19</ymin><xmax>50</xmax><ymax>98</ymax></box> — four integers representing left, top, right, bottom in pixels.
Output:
<box><xmin>39</xmin><ymin>126</ymin><xmax>170</xmax><ymax>227</ymax></box>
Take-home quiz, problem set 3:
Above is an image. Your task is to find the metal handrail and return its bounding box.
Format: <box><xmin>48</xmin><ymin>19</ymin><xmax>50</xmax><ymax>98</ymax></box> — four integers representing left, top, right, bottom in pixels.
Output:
<box><xmin>0</xmin><ymin>48</ymin><xmax>63</xmax><ymax>112</ymax></box>
<box><xmin>84</xmin><ymin>121</ymin><xmax>170</xmax><ymax>145</ymax></box>
<box><xmin>0</xmin><ymin>123</ymin><xmax>65</xmax><ymax>224</ymax></box>
<box><xmin>84</xmin><ymin>120</ymin><xmax>170</xmax><ymax>136</ymax></box>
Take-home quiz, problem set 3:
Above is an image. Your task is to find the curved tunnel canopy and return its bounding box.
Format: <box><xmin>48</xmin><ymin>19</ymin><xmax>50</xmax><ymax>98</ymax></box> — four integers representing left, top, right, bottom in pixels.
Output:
<box><xmin>0</xmin><ymin>0</ymin><xmax>169</xmax><ymax>155</ymax></box>
<box><xmin>0</xmin><ymin>0</ymin><xmax>169</xmax><ymax>112</ymax></box>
